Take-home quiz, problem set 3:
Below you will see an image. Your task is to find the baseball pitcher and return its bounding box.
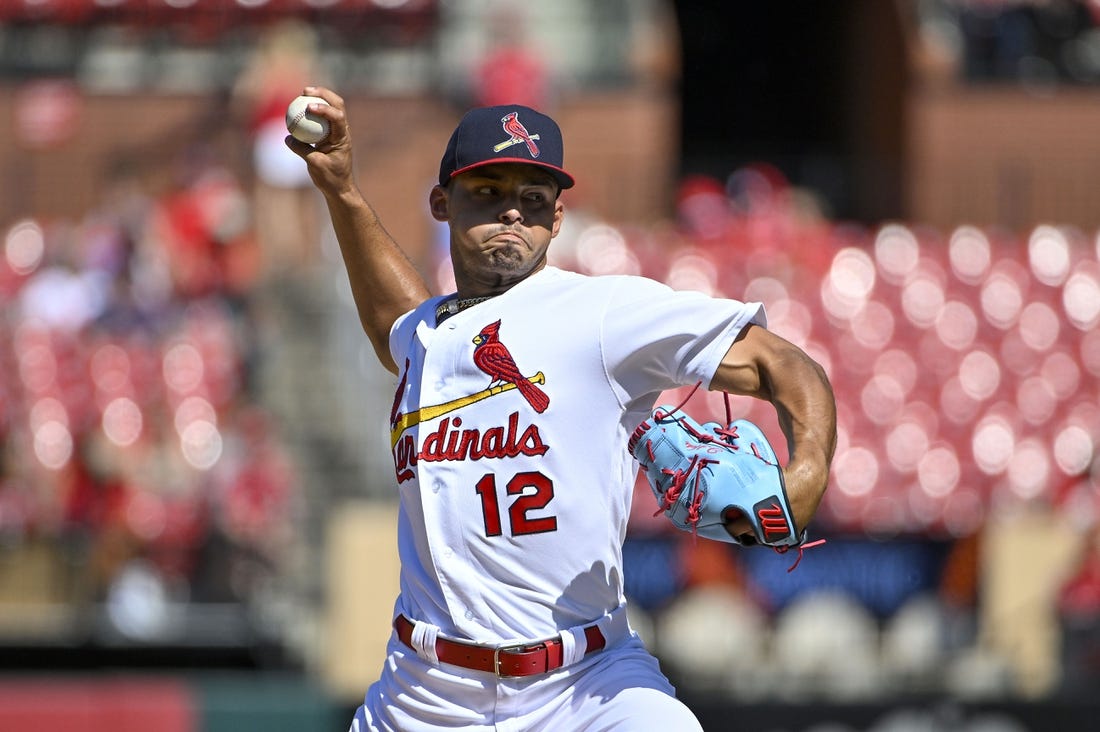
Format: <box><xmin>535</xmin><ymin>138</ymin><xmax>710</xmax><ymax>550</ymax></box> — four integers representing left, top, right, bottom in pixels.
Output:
<box><xmin>288</xmin><ymin>87</ymin><xmax>837</xmax><ymax>731</ymax></box>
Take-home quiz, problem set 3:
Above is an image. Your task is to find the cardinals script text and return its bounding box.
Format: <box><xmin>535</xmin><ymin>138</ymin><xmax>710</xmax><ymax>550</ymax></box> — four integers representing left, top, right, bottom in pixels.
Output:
<box><xmin>393</xmin><ymin>412</ymin><xmax>549</xmax><ymax>483</ymax></box>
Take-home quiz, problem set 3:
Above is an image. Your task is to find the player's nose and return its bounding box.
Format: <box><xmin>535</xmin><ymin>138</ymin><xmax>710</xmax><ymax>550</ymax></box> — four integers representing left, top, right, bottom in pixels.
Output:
<box><xmin>498</xmin><ymin>205</ymin><xmax>523</xmax><ymax>225</ymax></box>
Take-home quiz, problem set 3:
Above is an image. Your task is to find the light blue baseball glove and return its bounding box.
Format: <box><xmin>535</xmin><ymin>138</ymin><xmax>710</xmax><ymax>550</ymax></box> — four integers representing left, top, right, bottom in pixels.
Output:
<box><xmin>628</xmin><ymin>404</ymin><xmax>808</xmax><ymax>551</ymax></box>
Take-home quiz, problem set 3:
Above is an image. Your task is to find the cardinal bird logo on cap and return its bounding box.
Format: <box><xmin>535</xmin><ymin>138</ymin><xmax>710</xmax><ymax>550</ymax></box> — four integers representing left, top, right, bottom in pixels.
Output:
<box><xmin>472</xmin><ymin>320</ymin><xmax>549</xmax><ymax>413</ymax></box>
<box><xmin>493</xmin><ymin>112</ymin><xmax>541</xmax><ymax>158</ymax></box>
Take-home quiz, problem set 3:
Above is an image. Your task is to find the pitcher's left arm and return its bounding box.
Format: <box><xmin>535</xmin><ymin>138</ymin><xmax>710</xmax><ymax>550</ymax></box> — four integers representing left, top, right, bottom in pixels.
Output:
<box><xmin>710</xmin><ymin>324</ymin><xmax>837</xmax><ymax>535</ymax></box>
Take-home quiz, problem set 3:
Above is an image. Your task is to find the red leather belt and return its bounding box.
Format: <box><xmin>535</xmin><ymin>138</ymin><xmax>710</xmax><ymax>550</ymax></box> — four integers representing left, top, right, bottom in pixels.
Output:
<box><xmin>394</xmin><ymin>614</ymin><xmax>606</xmax><ymax>678</ymax></box>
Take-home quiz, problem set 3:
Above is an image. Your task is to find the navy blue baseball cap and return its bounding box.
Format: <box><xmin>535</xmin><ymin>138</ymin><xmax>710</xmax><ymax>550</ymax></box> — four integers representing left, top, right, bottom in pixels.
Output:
<box><xmin>438</xmin><ymin>105</ymin><xmax>575</xmax><ymax>190</ymax></box>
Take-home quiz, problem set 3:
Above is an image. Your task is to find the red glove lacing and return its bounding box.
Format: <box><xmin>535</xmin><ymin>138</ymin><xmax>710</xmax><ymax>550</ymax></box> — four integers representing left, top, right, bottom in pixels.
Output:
<box><xmin>775</xmin><ymin>538</ymin><xmax>827</xmax><ymax>572</ymax></box>
<box><xmin>653</xmin><ymin>454</ymin><xmax>717</xmax><ymax>537</ymax></box>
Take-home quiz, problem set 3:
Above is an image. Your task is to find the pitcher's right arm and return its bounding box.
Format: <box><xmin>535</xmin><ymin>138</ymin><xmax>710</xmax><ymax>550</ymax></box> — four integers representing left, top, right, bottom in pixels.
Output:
<box><xmin>286</xmin><ymin>86</ymin><xmax>432</xmax><ymax>374</ymax></box>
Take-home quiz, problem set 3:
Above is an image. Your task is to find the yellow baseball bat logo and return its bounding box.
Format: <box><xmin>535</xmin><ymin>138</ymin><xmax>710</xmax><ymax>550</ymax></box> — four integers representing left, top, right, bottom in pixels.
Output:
<box><xmin>493</xmin><ymin>134</ymin><xmax>541</xmax><ymax>153</ymax></box>
<box><xmin>390</xmin><ymin>372</ymin><xmax>545</xmax><ymax>447</ymax></box>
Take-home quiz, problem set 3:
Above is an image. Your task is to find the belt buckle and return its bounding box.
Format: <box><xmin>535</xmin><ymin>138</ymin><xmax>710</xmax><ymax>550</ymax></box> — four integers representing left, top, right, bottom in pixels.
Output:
<box><xmin>493</xmin><ymin>643</ymin><xmax>529</xmax><ymax>678</ymax></box>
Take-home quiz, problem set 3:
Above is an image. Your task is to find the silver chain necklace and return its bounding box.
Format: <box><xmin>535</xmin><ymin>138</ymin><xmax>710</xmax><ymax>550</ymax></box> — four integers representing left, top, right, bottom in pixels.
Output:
<box><xmin>435</xmin><ymin>295</ymin><xmax>494</xmax><ymax>323</ymax></box>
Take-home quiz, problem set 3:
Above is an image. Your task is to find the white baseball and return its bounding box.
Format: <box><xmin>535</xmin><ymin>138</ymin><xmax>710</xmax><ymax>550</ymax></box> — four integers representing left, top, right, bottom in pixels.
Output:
<box><xmin>286</xmin><ymin>95</ymin><xmax>330</xmax><ymax>144</ymax></box>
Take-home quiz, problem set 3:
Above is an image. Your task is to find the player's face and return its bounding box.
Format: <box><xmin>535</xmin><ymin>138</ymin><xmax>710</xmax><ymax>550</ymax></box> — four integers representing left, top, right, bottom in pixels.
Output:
<box><xmin>431</xmin><ymin>164</ymin><xmax>564</xmax><ymax>295</ymax></box>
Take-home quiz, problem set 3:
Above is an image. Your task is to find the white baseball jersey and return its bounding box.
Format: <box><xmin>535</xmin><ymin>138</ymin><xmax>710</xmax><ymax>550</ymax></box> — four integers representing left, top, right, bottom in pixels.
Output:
<box><xmin>385</xmin><ymin>266</ymin><xmax>765</xmax><ymax>643</ymax></box>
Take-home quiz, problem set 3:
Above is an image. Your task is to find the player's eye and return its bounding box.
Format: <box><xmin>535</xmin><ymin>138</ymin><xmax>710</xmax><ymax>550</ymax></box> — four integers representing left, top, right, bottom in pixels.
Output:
<box><xmin>524</xmin><ymin>186</ymin><xmax>555</xmax><ymax>203</ymax></box>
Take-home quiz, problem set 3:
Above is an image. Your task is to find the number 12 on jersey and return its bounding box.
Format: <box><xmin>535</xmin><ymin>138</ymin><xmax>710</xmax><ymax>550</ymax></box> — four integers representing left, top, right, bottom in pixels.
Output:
<box><xmin>474</xmin><ymin>471</ymin><xmax>558</xmax><ymax>537</ymax></box>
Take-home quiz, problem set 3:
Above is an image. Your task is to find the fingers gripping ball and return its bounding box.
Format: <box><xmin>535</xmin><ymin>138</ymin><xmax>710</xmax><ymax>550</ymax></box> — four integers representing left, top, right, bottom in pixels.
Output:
<box><xmin>286</xmin><ymin>95</ymin><xmax>330</xmax><ymax>144</ymax></box>
<box><xmin>628</xmin><ymin>406</ymin><xmax>806</xmax><ymax>549</ymax></box>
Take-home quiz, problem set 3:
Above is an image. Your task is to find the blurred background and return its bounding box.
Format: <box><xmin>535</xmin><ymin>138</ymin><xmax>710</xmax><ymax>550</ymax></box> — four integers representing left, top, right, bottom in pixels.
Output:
<box><xmin>1</xmin><ymin>1</ymin><xmax>1099</xmax><ymax>730</ymax></box>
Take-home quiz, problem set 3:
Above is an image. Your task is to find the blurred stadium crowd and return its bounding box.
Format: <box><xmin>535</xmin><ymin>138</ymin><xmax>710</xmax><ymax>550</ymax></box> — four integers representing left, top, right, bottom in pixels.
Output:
<box><xmin>0</xmin><ymin>1</ymin><xmax>1099</xmax><ymax>728</ymax></box>
<box><xmin>1</xmin><ymin>141</ymin><xmax>302</xmax><ymax>644</ymax></box>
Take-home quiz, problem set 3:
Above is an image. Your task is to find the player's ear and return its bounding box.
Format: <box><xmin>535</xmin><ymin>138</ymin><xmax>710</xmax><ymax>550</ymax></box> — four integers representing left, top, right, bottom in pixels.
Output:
<box><xmin>550</xmin><ymin>199</ymin><xmax>564</xmax><ymax>238</ymax></box>
<box><xmin>429</xmin><ymin>185</ymin><xmax>449</xmax><ymax>222</ymax></box>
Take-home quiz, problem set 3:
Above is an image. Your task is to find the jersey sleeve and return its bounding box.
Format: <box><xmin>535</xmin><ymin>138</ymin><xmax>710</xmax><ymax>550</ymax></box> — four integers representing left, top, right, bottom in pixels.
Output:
<box><xmin>388</xmin><ymin>297</ymin><xmax>445</xmax><ymax>368</ymax></box>
<box><xmin>600</xmin><ymin>276</ymin><xmax>766</xmax><ymax>400</ymax></box>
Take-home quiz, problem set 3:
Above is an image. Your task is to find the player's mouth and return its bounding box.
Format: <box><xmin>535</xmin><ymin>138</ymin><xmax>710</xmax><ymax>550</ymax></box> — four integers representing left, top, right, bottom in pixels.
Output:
<box><xmin>484</xmin><ymin>229</ymin><xmax>529</xmax><ymax>249</ymax></box>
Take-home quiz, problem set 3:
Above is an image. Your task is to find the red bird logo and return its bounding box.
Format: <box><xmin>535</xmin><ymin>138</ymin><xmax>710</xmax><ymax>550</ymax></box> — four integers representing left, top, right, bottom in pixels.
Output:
<box><xmin>493</xmin><ymin>112</ymin><xmax>541</xmax><ymax>158</ymax></box>
<box><xmin>472</xmin><ymin>319</ymin><xmax>549</xmax><ymax>413</ymax></box>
